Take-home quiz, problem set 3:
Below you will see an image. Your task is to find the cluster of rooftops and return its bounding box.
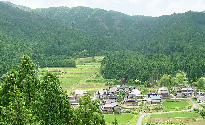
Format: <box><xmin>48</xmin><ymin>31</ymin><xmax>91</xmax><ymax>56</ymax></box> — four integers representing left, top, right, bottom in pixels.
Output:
<box><xmin>68</xmin><ymin>85</ymin><xmax>204</xmax><ymax>113</ymax></box>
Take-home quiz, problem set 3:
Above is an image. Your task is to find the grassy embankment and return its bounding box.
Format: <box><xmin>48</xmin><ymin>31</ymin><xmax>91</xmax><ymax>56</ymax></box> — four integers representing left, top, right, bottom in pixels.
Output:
<box><xmin>39</xmin><ymin>57</ymin><xmax>110</xmax><ymax>95</ymax></box>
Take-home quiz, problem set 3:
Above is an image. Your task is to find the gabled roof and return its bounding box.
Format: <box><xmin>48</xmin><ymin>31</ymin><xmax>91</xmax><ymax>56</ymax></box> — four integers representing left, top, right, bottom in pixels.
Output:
<box><xmin>120</xmin><ymin>85</ymin><xmax>129</xmax><ymax>89</ymax></box>
<box><xmin>103</xmin><ymin>101</ymin><xmax>120</xmax><ymax>108</ymax></box>
<box><xmin>181</xmin><ymin>87</ymin><xmax>194</xmax><ymax>91</ymax></box>
<box><xmin>147</xmin><ymin>94</ymin><xmax>157</xmax><ymax>98</ymax></box>
<box><xmin>69</xmin><ymin>100</ymin><xmax>79</xmax><ymax>104</ymax></box>
<box><xmin>105</xmin><ymin>99</ymin><xmax>116</xmax><ymax>104</ymax></box>
<box><xmin>198</xmin><ymin>96</ymin><xmax>205</xmax><ymax>101</ymax></box>
<box><xmin>74</xmin><ymin>90</ymin><xmax>87</xmax><ymax>95</ymax></box>
<box><xmin>158</xmin><ymin>87</ymin><xmax>169</xmax><ymax>93</ymax></box>
<box><xmin>131</xmin><ymin>88</ymin><xmax>141</xmax><ymax>95</ymax></box>
<box><xmin>159</xmin><ymin>87</ymin><xmax>169</xmax><ymax>91</ymax></box>
<box><xmin>109</xmin><ymin>87</ymin><xmax>118</xmax><ymax>93</ymax></box>
<box><xmin>98</xmin><ymin>89</ymin><xmax>108</xmax><ymax>95</ymax></box>
<box><xmin>103</xmin><ymin>104</ymin><xmax>114</xmax><ymax>108</ymax></box>
<box><xmin>151</xmin><ymin>96</ymin><xmax>161</xmax><ymax>100</ymax></box>
<box><xmin>124</xmin><ymin>99</ymin><xmax>137</xmax><ymax>102</ymax></box>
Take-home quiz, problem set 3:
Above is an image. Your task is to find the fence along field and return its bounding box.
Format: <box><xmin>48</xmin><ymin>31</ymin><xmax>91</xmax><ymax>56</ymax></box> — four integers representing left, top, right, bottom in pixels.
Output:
<box><xmin>39</xmin><ymin>57</ymin><xmax>106</xmax><ymax>95</ymax></box>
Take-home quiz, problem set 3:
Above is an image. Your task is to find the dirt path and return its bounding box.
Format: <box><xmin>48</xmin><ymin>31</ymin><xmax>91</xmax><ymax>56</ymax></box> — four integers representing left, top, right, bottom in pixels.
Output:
<box><xmin>136</xmin><ymin>98</ymin><xmax>197</xmax><ymax>125</ymax></box>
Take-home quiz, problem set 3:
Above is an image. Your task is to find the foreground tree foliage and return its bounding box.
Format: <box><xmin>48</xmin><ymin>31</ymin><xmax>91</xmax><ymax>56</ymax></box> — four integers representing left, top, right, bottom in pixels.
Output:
<box><xmin>76</xmin><ymin>95</ymin><xmax>105</xmax><ymax>125</ymax></box>
<box><xmin>0</xmin><ymin>54</ymin><xmax>105</xmax><ymax>124</ymax></box>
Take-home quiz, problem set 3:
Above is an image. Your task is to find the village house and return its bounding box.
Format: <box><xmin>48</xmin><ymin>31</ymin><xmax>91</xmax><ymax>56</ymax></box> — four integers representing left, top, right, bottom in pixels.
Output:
<box><xmin>130</xmin><ymin>88</ymin><xmax>142</xmax><ymax>98</ymax></box>
<box><xmin>197</xmin><ymin>96</ymin><xmax>205</xmax><ymax>104</ymax></box>
<box><xmin>102</xmin><ymin>99</ymin><xmax>121</xmax><ymax>113</ymax></box>
<box><xmin>150</xmin><ymin>96</ymin><xmax>161</xmax><ymax>104</ymax></box>
<box><xmin>158</xmin><ymin>87</ymin><xmax>169</xmax><ymax>98</ymax></box>
<box><xmin>74</xmin><ymin>90</ymin><xmax>87</xmax><ymax>100</ymax></box>
<box><xmin>181</xmin><ymin>87</ymin><xmax>194</xmax><ymax>97</ymax></box>
<box><xmin>108</xmin><ymin>94</ymin><xmax>118</xmax><ymax>99</ymax></box>
<box><xmin>108</xmin><ymin>86</ymin><xmax>119</xmax><ymax>94</ymax></box>
<box><xmin>197</xmin><ymin>92</ymin><xmax>204</xmax><ymax>96</ymax></box>
<box><xmin>175</xmin><ymin>90</ymin><xmax>183</xmax><ymax>98</ymax></box>
<box><xmin>142</xmin><ymin>94</ymin><xmax>157</xmax><ymax>103</ymax></box>
<box><xmin>102</xmin><ymin>104</ymin><xmax>114</xmax><ymax>113</ymax></box>
<box><xmin>123</xmin><ymin>99</ymin><xmax>138</xmax><ymax>106</ymax></box>
<box><xmin>69</xmin><ymin>100</ymin><xmax>80</xmax><ymax>108</ymax></box>
<box><xmin>147</xmin><ymin>94</ymin><xmax>158</xmax><ymax>98</ymax></box>
<box><xmin>119</xmin><ymin>85</ymin><xmax>129</xmax><ymax>92</ymax></box>
<box><xmin>68</xmin><ymin>96</ymin><xmax>75</xmax><ymax>101</ymax></box>
<box><xmin>96</xmin><ymin>89</ymin><xmax>108</xmax><ymax>99</ymax></box>
<box><xmin>69</xmin><ymin>90</ymin><xmax>87</xmax><ymax>107</ymax></box>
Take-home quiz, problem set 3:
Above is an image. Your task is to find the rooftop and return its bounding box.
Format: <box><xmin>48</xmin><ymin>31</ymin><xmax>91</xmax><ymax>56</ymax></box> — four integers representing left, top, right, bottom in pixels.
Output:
<box><xmin>159</xmin><ymin>87</ymin><xmax>169</xmax><ymax>91</ymax></box>
<box><xmin>151</xmin><ymin>96</ymin><xmax>161</xmax><ymax>100</ymax></box>
<box><xmin>74</xmin><ymin>90</ymin><xmax>87</xmax><ymax>95</ymax></box>
<box><xmin>198</xmin><ymin>96</ymin><xmax>205</xmax><ymax>100</ymax></box>
<box><xmin>181</xmin><ymin>87</ymin><xmax>194</xmax><ymax>91</ymax></box>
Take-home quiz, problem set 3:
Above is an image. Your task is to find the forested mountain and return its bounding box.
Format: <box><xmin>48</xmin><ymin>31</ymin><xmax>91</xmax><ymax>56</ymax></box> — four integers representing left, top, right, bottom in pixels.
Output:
<box><xmin>31</xmin><ymin>6</ymin><xmax>205</xmax><ymax>82</ymax></box>
<box><xmin>1</xmin><ymin>2</ymin><xmax>205</xmax><ymax>82</ymax></box>
<box><xmin>32</xmin><ymin>7</ymin><xmax>205</xmax><ymax>52</ymax></box>
<box><xmin>0</xmin><ymin>2</ymin><xmax>109</xmax><ymax>76</ymax></box>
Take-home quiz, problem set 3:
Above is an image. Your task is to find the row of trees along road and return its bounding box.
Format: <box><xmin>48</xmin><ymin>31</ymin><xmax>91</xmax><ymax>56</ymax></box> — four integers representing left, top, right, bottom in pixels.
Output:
<box><xmin>0</xmin><ymin>54</ymin><xmax>105</xmax><ymax>125</ymax></box>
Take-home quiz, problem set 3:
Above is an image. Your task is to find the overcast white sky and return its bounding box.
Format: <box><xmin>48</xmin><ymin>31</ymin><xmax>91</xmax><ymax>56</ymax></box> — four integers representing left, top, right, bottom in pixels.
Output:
<box><xmin>1</xmin><ymin>0</ymin><xmax>205</xmax><ymax>17</ymax></box>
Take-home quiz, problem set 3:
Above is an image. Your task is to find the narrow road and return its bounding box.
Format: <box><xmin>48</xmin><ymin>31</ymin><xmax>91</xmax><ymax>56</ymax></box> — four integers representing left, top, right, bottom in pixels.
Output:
<box><xmin>136</xmin><ymin>98</ymin><xmax>197</xmax><ymax>125</ymax></box>
<box><xmin>189</xmin><ymin>98</ymin><xmax>197</xmax><ymax>109</ymax></box>
<box><xmin>137</xmin><ymin>113</ymin><xmax>147</xmax><ymax>125</ymax></box>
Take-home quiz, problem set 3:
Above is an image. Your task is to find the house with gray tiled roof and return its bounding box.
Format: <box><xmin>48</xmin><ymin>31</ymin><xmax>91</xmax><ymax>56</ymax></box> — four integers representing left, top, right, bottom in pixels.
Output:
<box><xmin>158</xmin><ymin>87</ymin><xmax>169</xmax><ymax>98</ymax></box>
<box><xmin>150</xmin><ymin>96</ymin><xmax>161</xmax><ymax>104</ymax></box>
<box><xmin>181</xmin><ymin>87</ymin><xmax>194</xmax><ymax>97</ymax></box>
<box><xmin>197</xmin><ymin>96</ymin><xmax>205</xmax><ymax>104</ymax></box>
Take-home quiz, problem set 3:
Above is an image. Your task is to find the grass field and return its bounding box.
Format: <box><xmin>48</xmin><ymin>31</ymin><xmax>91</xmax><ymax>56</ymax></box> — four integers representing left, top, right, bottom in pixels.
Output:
<box><xmin>104</xmin><ymin>114</ymin><xmax>139</xmax><ymax>125</ymax></box>
<box><xmin>162</xmin><ymin>99</ymin><xmax>192</xmax><ymax>111</ymax></box>
<box><xmin>151</xmin><ymin>112</ymin><xmax>200</xmax><ymax>118</ymax></box>
<box><xmin>39</xmin><ymin>56</ymin><xmax>108</xmax><ymax>95</ymax></box>
<box><xmin>163</xmin><ymin>99</ymin><xmax>190</xmax><ymax>108</ymax></box>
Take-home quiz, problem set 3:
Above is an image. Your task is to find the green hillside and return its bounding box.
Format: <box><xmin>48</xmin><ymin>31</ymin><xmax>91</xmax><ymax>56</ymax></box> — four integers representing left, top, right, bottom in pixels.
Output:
<box><xmin>0</xmin><ymin>2</ymin><xmax>107</xmax><ymax>76</ymax></box>
<box><xmin>0</xmin><ymin>2</ymin><xmax>205</xmax><ymax>82</ymax></box>
<box><xmin>32</xmin><ymin>6</ymin><xmax>205</xmax><ymax>82</ymax></box>
<box><xmin>32</xmin><ymin>7</ymin><xmax>205</xmax><ymax>53</ymax></box>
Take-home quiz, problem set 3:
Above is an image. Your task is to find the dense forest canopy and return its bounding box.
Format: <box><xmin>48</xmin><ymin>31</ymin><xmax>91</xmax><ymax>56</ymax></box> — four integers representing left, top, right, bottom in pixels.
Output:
<box><xmin>0</xmin><ymin>2</ymin><xmax>204</xmax><ymax>83</ymax></box>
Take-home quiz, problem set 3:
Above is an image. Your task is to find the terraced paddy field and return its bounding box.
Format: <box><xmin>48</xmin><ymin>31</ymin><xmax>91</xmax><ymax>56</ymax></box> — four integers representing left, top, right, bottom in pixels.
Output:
<box><xmin>39</xmin><ymin>57</ymin><xmax>109</xmax><ymax>95</ymax></box>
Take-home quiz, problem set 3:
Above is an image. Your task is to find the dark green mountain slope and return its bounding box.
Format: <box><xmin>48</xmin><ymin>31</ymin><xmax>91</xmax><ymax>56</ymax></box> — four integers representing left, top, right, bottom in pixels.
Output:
<box><xmin>31</xmin><ymin>6</ymin><xmax>205</xmax><ymax>82</ymax></box>
<box><xmin>1</xmin><ymin>2</ymin><xmax>205</xmax><ymax>82</ymax></box>
<box><xmin>32</xmin><ymin>7</ymin><xmax>205</xmax><ymax>52</ymax></box>
<box><xmin>0</xmin><ymin>2</ymin><xmax>109</xmax><ymax>76</ymax></box>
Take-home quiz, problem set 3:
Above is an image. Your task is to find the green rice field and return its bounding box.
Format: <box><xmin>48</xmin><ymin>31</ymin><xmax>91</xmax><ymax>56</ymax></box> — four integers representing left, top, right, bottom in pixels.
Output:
<box><xmin>163</xmin><ymin>99</ymin><xmax>190</xmax><ymax>108</ymax></box>
<box><xmin>151</xmin><ymin>112</ymin><xmax>200</xmax><ymax>118</ymax></box>
<box><xmin>162</xmin><ymin>99</ymin><xmax>192</xmax><ymax>111</ymax></box>
<box><xmin>39</xmin><ymin>57</ymin><xmax>107</xmax><ymax>95</ymax></box>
